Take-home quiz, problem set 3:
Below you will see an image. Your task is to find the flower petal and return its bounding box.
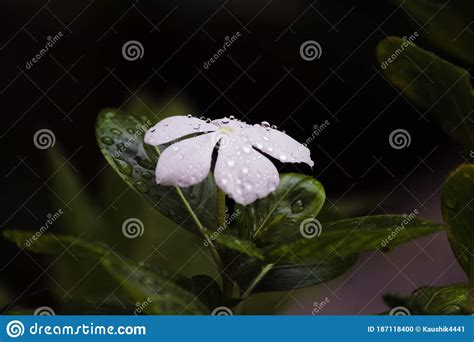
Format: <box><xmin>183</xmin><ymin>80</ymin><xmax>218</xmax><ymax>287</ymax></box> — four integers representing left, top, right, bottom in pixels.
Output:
<box><xmin>245</xmin><ymin>124</ymin><xmax>314</xmax><ymax>167</ymax></box>
<box><xmin>155</xmin><ymin>133</ymin><xmax>217</xmax><ymax>187</ymax></box>
<box><xmin>145</xmin><ymin>116</ymin><xmax>218</xmax><ymax>146</ymax></box>
<box><xmin>214</xmin><ymin>138</ymin><xmax>280</xmax><ymax>205</ymax></box>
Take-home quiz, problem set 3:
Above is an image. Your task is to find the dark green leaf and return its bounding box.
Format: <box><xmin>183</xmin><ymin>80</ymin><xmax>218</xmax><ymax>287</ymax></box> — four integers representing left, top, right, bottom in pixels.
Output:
<box><xmin>3</xmin><ymin>230</ymin><xmax>108</xmax><ymax>259</ymax></box>
<box><xmin>102</xmin><ymin>257</ymin><xmax>208</xmax><ymax>314</ymax></box>
<box><xmin>441</xmin><ymin>164</ymin><xmax>474</xmax><ymax>275</ymax></box>
<box><xmin>95</xmin><ymin>108</ymin><xmax>218</xmax><ymax>235</ymax></box>
<box><xmin>386</xmin><ymin>284</ymin><xmax>469</xmax><ymax>315</ymax></box>
<box><xmin>235</xmin><ymin>173</ymin><xmax>325</xmax><ymax>244</ymax></box>
<box><xmin>267</xmin><ymin>215</ymin><xmax>442</xmax><ymax>263</ymax></box>
<box><xmin>377</xmin><ymin>37</ymin><xmax>474</xmax><ymax>149</ymax></box>
<box><xmin>238</xmin><ymin>255</ymin><xmax>358</xmax><ymax>292</ymax></box>
<box><xmin>203</xmin><ymin>228</ymin><xmax>264</xmax><ymax>259</ymax></box>
<box><xmin>393</xmin><ymin>0</ymin><xmax>474</xmax><ymax>65</ymax></box>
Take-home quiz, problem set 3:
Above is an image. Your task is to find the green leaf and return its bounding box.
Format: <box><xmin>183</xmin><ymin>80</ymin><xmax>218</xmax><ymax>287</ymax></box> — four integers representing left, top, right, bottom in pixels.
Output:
<box><xmin>4</xmin><ymin>230</ymin><xmax>206</xmax><ymax>314</ymax></box>
<box><xmin>102</xmin><ymin>257</ymin><xmax>208</xmax><ymax>314</ymax></box>
<box><xmin>267</xmin><ymin>215</ymin><xmax>442</xmax><ymax>263</ymax></box>
<box><xmin>235</xmin><ymin>173</ymin><xmax>325</xmax><ymax>244</ymax></box>
<box><xmin>3</xmin><ymin>230</ymin><xmax>108</xmax><ymax>258</ymax></box>
<box><xmin>203</xmin><ymin>228</ymin><xmax>264</xmax><ymax>259</ymax></box>
<box><xmin>237</xmin><ymin>255</ymin><xmax>358</xmax><ymax>292</ymax></box>
<box><xmin>377</xmin><ymin>37</ymin><xmax>474</xmax><ymax>149</ymax></box>
<box><xmin>95</xmin><ymin>108</ymin><xmax>218</xmax><ymax>235</ymax></box>
<box><xmin>393</xmin><ymin>0</ymin><xmax>474</xmax><ymax>65</ymax></box>
<box><xmin>386</xmin><ymin>284</ymin><xmax>469</xmax><ymax>315</ymax></box>
<box><xmin>441</xmin><ymin>164</ymin><xmax>474</xmax><ymax>275</ymax></box>
<box><xmin>47</xmin><ymin>146</ymin><xmax>99</xmax><ymax>236</ymax></box>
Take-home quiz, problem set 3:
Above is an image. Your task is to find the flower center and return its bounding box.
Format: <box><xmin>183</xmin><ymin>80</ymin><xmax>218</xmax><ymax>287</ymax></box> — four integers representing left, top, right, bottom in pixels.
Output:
<box><xmin>218</xmin><ymin>126</ymin><xmax>233</xmax><ymax>134</ymax></box>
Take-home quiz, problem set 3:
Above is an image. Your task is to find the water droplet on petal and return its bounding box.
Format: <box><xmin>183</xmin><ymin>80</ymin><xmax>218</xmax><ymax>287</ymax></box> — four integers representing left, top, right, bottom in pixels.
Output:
<box><xmin>280</xmin><ymin>154</ymin><xmax>287</xmax><ymax>161</ymax></box>
<box><xmin>227</xmin><ymin>159</ymin><xmax>235</xmax><ymax>167</ymax></box>
<box><xmin>242</xmin><ymin>144</ymin><xmax>251</xmax><ymax>154</ymax></box>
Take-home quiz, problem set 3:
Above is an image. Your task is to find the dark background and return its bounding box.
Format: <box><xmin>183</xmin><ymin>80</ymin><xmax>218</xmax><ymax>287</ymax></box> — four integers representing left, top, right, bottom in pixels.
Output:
<box><xmin>0</xmin><ymin>0</ymin><xmax>468</xmax><ymax>314</ymax></box>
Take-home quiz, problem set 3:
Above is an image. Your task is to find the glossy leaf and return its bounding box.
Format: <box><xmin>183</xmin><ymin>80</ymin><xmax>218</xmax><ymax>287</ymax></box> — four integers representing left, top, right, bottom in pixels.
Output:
<box><xmin>237</xmin><ymin>255</ymin><xmax>358</xmax><ymax>292</ymax></box>
<box><xmin>377</xmin><ymin>37</ymin><xmax>474</xmax><ymax>149</ymax></box>
<box><xmin>95</xmin><ymin>109</ymin><xmax>218</xmax><ymax>235</ymax></box>
<box><xmin>203</xmin><ymin>228</ymin><xmax>264</xmax><ymax>259</ymax></box>
<box><xmin>235</xmin><ymin>173</ymin><xmax>325</xmax><ymax>244</ymax></box>
<box><xmin>102</xmin><ymin>257</ymin><xmax>208</xmax><ymax>314</ymax></box>
<box><xmin>385</xmin><ymin>284</ymin><xmax>469</xmax><ymax>315</ymax></box>
<box><xmin>4</xmin><ymin>231</ymin><xmax>205</xmax><ymax>314</ymax></box>
<box><xmin>267</xmin><ymin>215</ymin><xmax>442</xmax><ymax>263</ymax></box>
<box><xmin>441</xmin><ymin>164</ymin><xmax>474</xmax><ymax>275</ymax></box>
<box><xmin>394</xmin><ymin>0</ymin><xmax>474</xmax><ymax>65</ymax></box>
<box><xmin>3</xmin><ymin>230</ymin><xmax>108</xmax><ymax>259</ymax></box>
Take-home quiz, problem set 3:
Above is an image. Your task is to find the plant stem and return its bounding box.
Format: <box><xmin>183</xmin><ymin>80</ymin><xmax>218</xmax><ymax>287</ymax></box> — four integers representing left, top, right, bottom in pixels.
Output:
<box><xmin>235</xmin><ymin>264</ymin><xmax>274</xmax><ymax>314</ymax></box>
<box><xmin>174</xmin><ymin>185</ymin><xmax>224</xmax><ymax>271</ymax></box>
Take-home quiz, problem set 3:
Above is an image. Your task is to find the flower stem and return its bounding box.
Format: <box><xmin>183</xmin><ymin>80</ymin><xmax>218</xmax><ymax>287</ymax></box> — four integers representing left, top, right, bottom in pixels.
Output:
<box><xmin>154</xmin><ymin>147</ymin><xmax>224</xmax><ymax>271</ymax></box>
<box><xmin>235</xmin><ymin>264</ymin><xmax>274</xmax><ymax>314</ymax></box>
<box><xmin>174</xmin><ymin>185</ymin><xmax>224</xmax><ymax>271</ymax></box>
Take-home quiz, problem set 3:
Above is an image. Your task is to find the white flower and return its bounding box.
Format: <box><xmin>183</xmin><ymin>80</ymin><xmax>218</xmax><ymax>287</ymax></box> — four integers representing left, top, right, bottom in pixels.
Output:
<box><xmin>144</xmin><ymin>115</ymin><xmax>313</xmax><ymax>205</ymax></box>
